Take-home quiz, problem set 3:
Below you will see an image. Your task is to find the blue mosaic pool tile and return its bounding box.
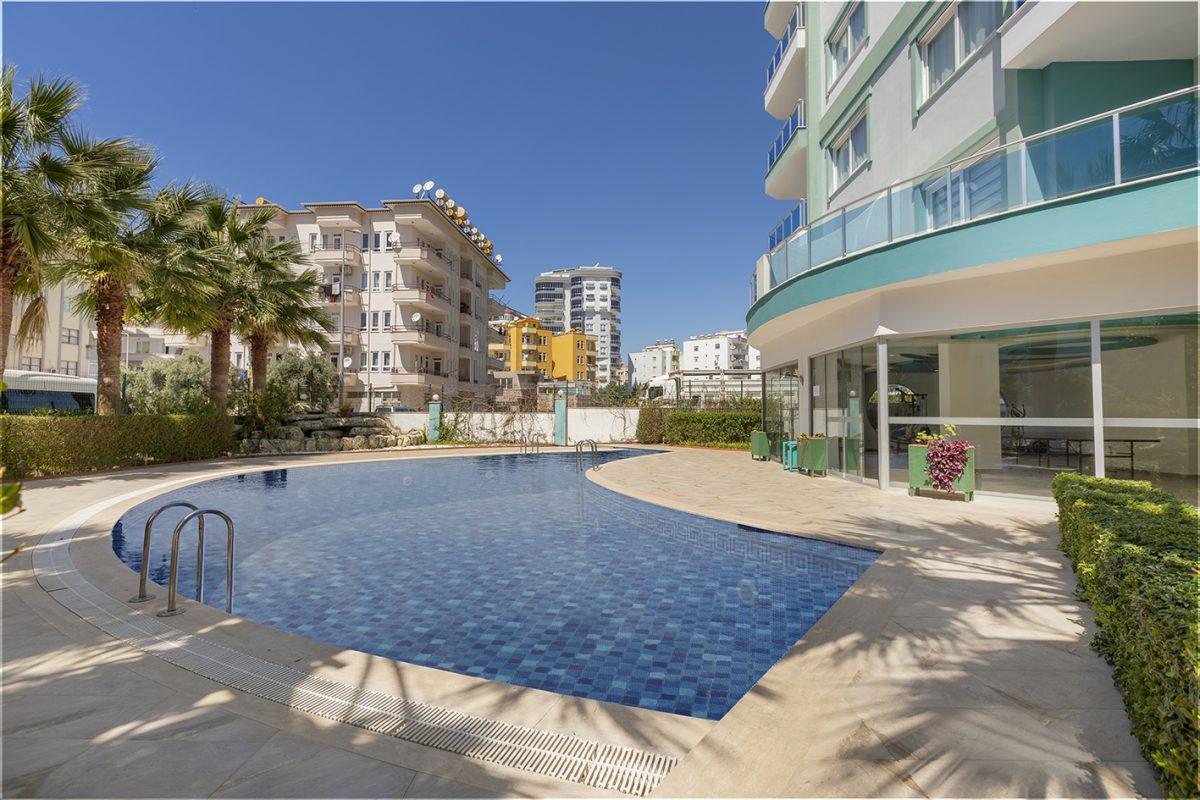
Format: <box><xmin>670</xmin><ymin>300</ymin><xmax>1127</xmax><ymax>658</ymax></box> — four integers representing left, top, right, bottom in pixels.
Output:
<box><xmin>112</xmin><ymin>450</ymin><xmax>877</xmax><ymax>720</ymax></box>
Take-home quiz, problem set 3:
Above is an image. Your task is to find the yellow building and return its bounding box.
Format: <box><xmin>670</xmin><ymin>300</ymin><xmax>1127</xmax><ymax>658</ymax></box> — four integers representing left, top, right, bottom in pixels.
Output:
<box><xmin>500</xmin><ymin>317</ymin><xmax>596</xmax><ymax>382</ymax></box>
<box><xmin>550</xmin><ymin>329</ymin><xmax>597</xmax><ymax>382</ymax></box>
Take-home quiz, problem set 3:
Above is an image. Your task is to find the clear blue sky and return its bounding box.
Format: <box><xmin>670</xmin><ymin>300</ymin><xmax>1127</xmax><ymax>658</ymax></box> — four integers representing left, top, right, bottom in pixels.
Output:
<box><xmin>4</xmin><ymin>2</ymin><xmax>783</xmax><ymax>357</ymax></box>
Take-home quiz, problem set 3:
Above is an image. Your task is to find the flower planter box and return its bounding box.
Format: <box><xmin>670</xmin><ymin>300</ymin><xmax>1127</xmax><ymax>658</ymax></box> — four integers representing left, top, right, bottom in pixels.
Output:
<box><xmin>782</xmin><ymin>439</ymin><xmax>799</xmax><ymax>472</ymax></box>
<box><xmin>751</xmin><ymin>430</ymin><xmax>769</xmax><ymax>461</ymax></box>
<box><xmin>908</xmin><ymin>444</ymin><xmax>975</xmax><ymax>501</ymax></box>
<box><xmin>799</xmin><ymin>437</ymin><xmax>827</xmax><ymax>476</ymax></box>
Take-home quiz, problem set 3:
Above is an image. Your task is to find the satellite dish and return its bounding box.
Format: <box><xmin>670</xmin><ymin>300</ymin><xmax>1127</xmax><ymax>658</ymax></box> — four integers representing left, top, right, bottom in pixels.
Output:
<box><xmin>496</xmin><ymin>255</ymin><xmax>503</xmax><ymax>263</ymax></box>
<box><xmin>411</xmin><ymin>312</ymin><xmax>422</xmax><ymax>323</ymax></box>
<box><xmin>411</xmin><ymin>183</ymin><xmax>422</xmax><ymax>195</ymax></box>
<box><xmin>342</xmin><ymin>356</ymin><xmax>353</xmax><ymax>368</ymax></box>
<box><xmin>434</xmin><ymin>188</ymin><xmax>446</xmax><ymax>200</ymax></box>
<box><xmin>422</xmin><ymin>180</ymin><xmax>435</xmax><ymax>191</ymax></box>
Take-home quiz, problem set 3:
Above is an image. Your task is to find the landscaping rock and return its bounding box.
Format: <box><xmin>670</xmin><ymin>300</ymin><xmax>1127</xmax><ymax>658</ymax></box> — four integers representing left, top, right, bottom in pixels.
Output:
<box><xmin>340</xmin><ymin>435</ymin><xmax>367</xmax><ymax>451</ymax></box>
<box><xmin>310</xmin><ymin>429</ymin><xmax>343</xmax><ymax>439</ymax></box>
<box><xmin>312</xmin><ymin>437</ymin><xmax>342</xmax><ymax>452</ymax></box>
<box><xmin>276</xmin><ymin>426</ymin><xmax>305</xmax><ymax>440</ymax></box>
<box><xmin>296</xmin><ymin>419</ymin><xmax>328</xmax><ymax>431</ymax></box>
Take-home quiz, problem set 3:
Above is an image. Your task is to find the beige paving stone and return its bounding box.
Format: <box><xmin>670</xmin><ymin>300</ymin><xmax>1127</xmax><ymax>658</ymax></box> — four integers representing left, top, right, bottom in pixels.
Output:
<box><xmin>3</xmin><ymin>446</ymin><xmax>1161</xmax><ymax>798</ymax></box>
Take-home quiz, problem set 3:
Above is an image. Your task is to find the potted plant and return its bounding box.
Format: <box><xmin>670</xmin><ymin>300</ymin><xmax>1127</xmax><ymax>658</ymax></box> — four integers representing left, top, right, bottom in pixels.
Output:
<box><xmin>338</xmin><ymin>404</ymin><xmax>353</xmax><ymax>419</ymax></box>
<box><xmin>908</xmin><ymin>424</ymin><xmax>975</xmax><ymax>501</ymax></box>
<box><xmin>799</xmin><ymin>433</ymin><xmax>827</xmax><ymax>476</ymax></box>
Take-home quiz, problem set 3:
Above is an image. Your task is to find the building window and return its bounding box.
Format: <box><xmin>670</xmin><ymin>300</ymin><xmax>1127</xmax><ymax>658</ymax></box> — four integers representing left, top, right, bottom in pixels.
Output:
<box><xmin>61</xmin><ymin>328</ymin><xmax>80</xmax><ymax>344</ymax></box>
<box><xmin>360</xmin><ymin>271</ymin><xmax>368</xmax><ymax>290</ymax></box>
<box><xmin>385</xmin><ymin>232</ymin><xmax>393</xmax><ymax>249</ymax></box>
<box><xmin>371</xmin><ymin>311</ymin><xmax>380</xmax><ymax>330</ymax></box>
<box><xmin>359</xmin><ymin>351</ymin><xmax>368</xmax><ymax>370</ymax></box>
<box><xmin>831</xmin><ymin>110</ymin><xmax>869</xmax><ymax>189</ymax></box>
<box><xmin>828</xmin><ymin>2</ymin><xmax>867</xmax><ymax>88</ymax></box>
<box><xmin>359</xmin><ymin>311</ymin><xmax>367</xmax><ymax>329</ymax></box>
<box><xmin>373</xmin><ymin>232</ymin><xmax>381</xmax><ymax>251</ymax></box>
<box><xmin>383</xmin><ymin>311</ymin><xmax>392</xmax><ymax>329</ymax></box>
<box><xmin>309</xmin><ymin>233</ymin><xmax>318</xmax><ymax>250</ymax></box>
<box><xmin>362</xmin><ymin>232</ymin><xmax>369</xmax><ymax>250</ymax></box>
<box><xmin>921</xmin><ymin>2</ymin><xmax>1001</xmax><ymax>100</ymax></box>
<box><xmin>58</xmin><ymin>360</ymin><xmax>78</xmax><ymax>375</ymax></box>
<box><xmin>372</xmin><ymin>271</ymin><xmax>380</xmax><ymax>290</ymax></box>
<box><xmin>19</xmin><ymin>357</ymin><xmax>41</xmax><ymax>371</ymax></box>
<box><xmin>384</xmin><ymin>271</ymin><xmax>393</xmax><ymax>288</ymax></box>
<box><xmin>382</xmin><ymin>350</ymin><xmax>392</xmax><ymax>370</ymax></box>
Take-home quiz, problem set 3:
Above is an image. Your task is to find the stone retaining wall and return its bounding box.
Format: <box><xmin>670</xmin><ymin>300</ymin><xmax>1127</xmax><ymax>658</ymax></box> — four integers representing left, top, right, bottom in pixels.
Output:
<box><xmin>238</xmin><ymin>413</ymin><xmax>425</xmax><ymax>454</ymax></box>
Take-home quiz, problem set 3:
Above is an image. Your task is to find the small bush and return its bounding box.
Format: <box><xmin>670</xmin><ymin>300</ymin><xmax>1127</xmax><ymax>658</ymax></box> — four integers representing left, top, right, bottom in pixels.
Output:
<box><xmin>0</xmin><ymin>414</ymin><xmax>235</xmax><ymax>479</ymax></box>
<box><xmin>124</xmin><ymin>354</ymin><xmax>214</xmax><ymax>415</ymax></box>
<box><xmin>635</xmin><ymin>402</ymin><xmax>667</xmax><ymax>444</ymax></box>
<box><xmin>267</xmin><ymin>351</ymin><xmax>338</xmax><ymax>411</ymax></box>
<box><xmin>1051</xmin><ymin>473</ymin><xmax>1199</xmax><ymax>798</ymax></box>
<box><xmin>663</xmin><ymin>410</ymin><xmax>758</xmax><ymax>446</ymax></box>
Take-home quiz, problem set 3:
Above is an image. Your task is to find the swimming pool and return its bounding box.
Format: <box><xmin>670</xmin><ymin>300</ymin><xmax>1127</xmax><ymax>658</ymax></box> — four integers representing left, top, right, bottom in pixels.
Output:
<box><xmin>112</xmin><ymin>449</ymin><xmax>877</xmax><ymax>720</ymax></box>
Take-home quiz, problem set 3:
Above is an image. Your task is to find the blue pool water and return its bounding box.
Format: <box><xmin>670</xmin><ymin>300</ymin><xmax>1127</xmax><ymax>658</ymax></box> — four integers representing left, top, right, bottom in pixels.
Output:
<box><xmin>112</xmin><ymin>450</ymin><xmax>877</xmax><ymax>720</ymax></box>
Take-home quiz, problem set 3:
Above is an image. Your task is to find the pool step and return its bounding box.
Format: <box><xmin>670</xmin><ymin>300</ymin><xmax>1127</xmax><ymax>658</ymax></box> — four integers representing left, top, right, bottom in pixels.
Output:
<box><xmin>34</xmin><ymin>523</ymin><xmax>678</xmax><ymax>797</ymax></box>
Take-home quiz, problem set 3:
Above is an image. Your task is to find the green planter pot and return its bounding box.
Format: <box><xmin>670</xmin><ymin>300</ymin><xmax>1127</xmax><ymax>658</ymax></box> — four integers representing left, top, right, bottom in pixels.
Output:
<box><xmin>908</xmin><ymin>444</ymin><xmax>975</xmax><ymax>501</ymax></box>
<box><xmin>800</xmin><ymin>437</ymin><xmax>827</xmax><ymax>476</ymax></box>
<box><xmin>751</xmin><ymin>430</ymin><xmax>769</xmax><ymax>461</ymax></box>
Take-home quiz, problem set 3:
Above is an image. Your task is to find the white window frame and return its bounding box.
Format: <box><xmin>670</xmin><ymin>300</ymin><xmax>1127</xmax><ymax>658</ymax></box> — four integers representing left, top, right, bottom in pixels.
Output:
<box><xmin>827</xmin><ymin>2</ymin><xmax>867</xmax><ymax>90</ymax></box>
<box><xmin>829</xmin><ymin>106</ymin><xmax>869</xmax><ymax>192</ymax></box>
<box><xmin>920</xmin><ymin>2</ymin><xmax>1001</xmax><ymax>104</ymax></box>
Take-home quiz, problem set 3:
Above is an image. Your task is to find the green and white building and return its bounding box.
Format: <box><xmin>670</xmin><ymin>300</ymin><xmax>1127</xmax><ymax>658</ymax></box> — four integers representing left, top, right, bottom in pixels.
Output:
<box><xmin>750</xmin><ymin>0</ymin><xmax>1198</xmax><ymax>499</ymax></box>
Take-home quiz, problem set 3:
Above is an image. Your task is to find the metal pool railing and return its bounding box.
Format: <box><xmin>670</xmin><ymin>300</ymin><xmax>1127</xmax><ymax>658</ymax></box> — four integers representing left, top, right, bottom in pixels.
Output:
<box><xmin>755</xmin><ymin>86</ymin><xmax>1200</xmax><ymax>297</ymax></box>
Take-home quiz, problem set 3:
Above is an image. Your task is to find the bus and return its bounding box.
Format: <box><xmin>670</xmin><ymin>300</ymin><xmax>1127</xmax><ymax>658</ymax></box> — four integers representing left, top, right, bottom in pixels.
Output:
<box><xmin>1</xmin><ymin>370</ymin><xmax>97</xmax><ymax>414</ymax></box>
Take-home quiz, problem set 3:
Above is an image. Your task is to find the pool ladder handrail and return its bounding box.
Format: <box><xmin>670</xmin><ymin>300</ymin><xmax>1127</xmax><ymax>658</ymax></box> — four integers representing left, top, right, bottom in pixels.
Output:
<box><xmin>158</xmin><ymin>509</ymin><xmax>237</xmax><ymax>618</ymax></box>
<box><xmin>129</xmin><ymin>501</ymin><xmax>201</xmax><ymax>604</ymax></box>
<box><xmin>520</xmin><ymin>432</ymin><xmax>542</xmax><ymax>454</ymax></box>
<box><xmin>575</xmin><ymin>439</ymin><xmax>599</xmax><ymax>471</ymax></box>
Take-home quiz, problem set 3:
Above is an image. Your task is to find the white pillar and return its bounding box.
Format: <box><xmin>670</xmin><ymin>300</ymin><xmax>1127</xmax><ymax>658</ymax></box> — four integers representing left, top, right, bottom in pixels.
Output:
<box><xmin>1091</xmin><ymin>319</ymin><xmax>1106</xmax><ymax>478</ymax></box>
<box><xmin>877</xmin><ymin>337</ymin><xmax>890</xmax><ymax>491</ymax></box>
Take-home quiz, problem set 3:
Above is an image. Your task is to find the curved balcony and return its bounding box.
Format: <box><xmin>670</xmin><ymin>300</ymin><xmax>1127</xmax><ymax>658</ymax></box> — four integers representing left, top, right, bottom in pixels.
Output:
<box><xmin>309</xmin><ymin>242</ymin><xmax>362</xmax><ymax>268</ymax></box>
<box><xmin>750</xmin><ymin>88</ymin><xmax>1200</xmax><ymax>330</ymax></box>
<box><xmin>390</xmin><ymin>322</ymin><xmax>451</xmax><ymax>352</ymax></box>
<box><xmin>764</xmin><ymin>6</ymin><xmax>805</xmax><ymax>119</ymax></box>
<box><xmin>765</xmin><ymin>100</ymin><xmax>807</xmax><ymax>200</ymax></box>
<box><xmin>392</xmin><ymin>285</ymin><xmax>451</xmax><ymax>314</ymax></box>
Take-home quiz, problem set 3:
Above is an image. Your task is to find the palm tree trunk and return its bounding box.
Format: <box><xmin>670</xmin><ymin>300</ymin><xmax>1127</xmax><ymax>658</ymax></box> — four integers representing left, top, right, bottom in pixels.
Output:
<box><xmin>209</xmin><ymin>322</ymin><xmax>232</xmax><ymax>412</ymax></box>
<box><xmin>95</xmin><ymin>279</ymin><xmax>126</xmax><ymax>415</ymax></box>
<box><xmin>249</xmin><ymin>333</ymin><xmax>269</xmax><ymax>398</ymax></box>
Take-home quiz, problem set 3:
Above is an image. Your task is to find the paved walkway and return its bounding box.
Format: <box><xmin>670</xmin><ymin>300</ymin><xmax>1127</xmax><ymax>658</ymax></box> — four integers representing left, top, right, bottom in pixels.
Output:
<box><xmin>2</xmin><ymin>447</ymin><xmax>1159</xmax><ymax>798</ymax></box>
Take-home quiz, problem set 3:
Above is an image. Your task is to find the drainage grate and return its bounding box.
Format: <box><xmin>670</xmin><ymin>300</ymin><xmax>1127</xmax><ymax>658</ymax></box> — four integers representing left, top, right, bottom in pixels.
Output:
<box><xmin>33</xmin><ymin>518</ymin><xmax>676</xmax><ymax>797</ymax></box>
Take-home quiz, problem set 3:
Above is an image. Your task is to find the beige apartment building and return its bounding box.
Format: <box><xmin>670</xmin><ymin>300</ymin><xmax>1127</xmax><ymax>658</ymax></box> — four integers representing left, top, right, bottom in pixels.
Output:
<box><xmin>242</xmin><ymin>196</ymin><xmax>509</xmax><ymax>411</ymax></box>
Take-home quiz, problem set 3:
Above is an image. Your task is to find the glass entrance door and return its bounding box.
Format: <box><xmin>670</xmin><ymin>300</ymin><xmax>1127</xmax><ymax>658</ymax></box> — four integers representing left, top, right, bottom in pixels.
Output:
<box><xmin>837</xmin><ymin>347</ymin><xmax>865</xmax><ymax>482</ymax></box>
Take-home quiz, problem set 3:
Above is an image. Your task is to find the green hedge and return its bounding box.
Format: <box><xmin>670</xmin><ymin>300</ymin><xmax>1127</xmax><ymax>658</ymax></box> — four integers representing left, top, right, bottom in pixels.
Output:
<box><xmin>635</xmin><ymin>403</ymin><xmax>667</xmax><ymax>444</ymax></box>
<box><xmin>1</xmin><ymin>414</ymin><xmax>235</xmax><ymax>479</ymax></box>
<box><xmin>1051</xmin><ymin>473</ymin><xmax>1199</xmax><ymax>798</ymax></box>
<box><xmin>662</xmin><ymin>410</ymin><xmax>759</xmax><ymax>446</ymax></box>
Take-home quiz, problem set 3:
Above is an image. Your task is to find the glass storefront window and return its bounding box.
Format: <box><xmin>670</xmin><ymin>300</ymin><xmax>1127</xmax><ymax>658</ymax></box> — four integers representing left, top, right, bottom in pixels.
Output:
<box><xmin>764</xmin><ymin>364</ymin><xmax>802</xmax><ymax>459</ymax></box>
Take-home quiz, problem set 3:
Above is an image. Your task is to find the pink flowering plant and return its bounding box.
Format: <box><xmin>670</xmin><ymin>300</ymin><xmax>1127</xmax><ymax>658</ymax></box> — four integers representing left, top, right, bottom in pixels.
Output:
<box><xmin>916</xmin><ymin>424</ymin><xmax>973</xmax><ymax>492</ymax></box>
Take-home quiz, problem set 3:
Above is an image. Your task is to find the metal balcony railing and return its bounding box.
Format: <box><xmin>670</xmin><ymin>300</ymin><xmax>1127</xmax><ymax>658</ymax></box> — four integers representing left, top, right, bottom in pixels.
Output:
<box><xmin>754</xmin><ymin>87</ymin><xmax>1200</xmax><ymax>298</ymax></box>
<box><xmin>309</xmin><ymin>242</ymin><xmax>361</xmax><ymax>254</ymax></box>
<box><xmin>767</xmin><ymin>100</ymin><xmax>806</xmax><ymax>174</ymax></box>
<box><xmin>765</xmin><ymin>6</ymin><xmax>804</xmax><ymax>88</ymax></box>
<box><xmin>768</xmin><ymin>202</ymin><xmax>808</xmax><ymax>250</ymax></box>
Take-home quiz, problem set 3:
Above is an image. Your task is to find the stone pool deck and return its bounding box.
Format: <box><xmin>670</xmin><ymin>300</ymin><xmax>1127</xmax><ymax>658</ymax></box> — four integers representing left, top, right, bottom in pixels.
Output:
<box><xmin>1</xmin><ymin>446</ymin><xmax>1160</xmax><ymax>798</ymax></box>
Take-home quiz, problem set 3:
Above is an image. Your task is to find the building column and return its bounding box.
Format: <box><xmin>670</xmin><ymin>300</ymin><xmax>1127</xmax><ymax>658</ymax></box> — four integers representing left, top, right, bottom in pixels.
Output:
<box><xmin>1090</xmin><ymin>319</ymin><xmax>1106</xmax><ymax>478</ymax></box>
<box><xmin>877</xmin><ymin>337</ymin><xmax>890</xmax><ymax>491</ymax></box>
<box><xmin>427</xmin><ymin>394</ymin><xmax>442</xmax><ymax>442</ymax></box>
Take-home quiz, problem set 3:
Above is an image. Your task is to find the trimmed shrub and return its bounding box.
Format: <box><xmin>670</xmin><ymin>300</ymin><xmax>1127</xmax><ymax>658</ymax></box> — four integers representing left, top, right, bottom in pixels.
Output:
<box><xmin>0</xmin><ymin>414</ymin><xmax>235</xmax><ymax>479</ymax></box>
<box><xmin>635</xmin><ymin>402</ymin><xmax>667</xmax><ymax>444</ymax></box>
<box><xmin>663</xmin><ymin>410</ymin><xmax>758</xmax><ymax>446</ymax></box>
<box><xmin>1051</xmin><ymin>473</ymin><xmax>1199</xmax><ymax>798</ymax></box>
<box><xmin>124</xmin><ymin>354</ymin><xmax>214</xmax><ymax>415</ymax></box>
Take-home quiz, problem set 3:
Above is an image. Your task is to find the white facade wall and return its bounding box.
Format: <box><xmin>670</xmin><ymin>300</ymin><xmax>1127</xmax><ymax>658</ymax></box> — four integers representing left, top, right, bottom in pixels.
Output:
<box><xmin>533</xmin><ymin>265</ymin><xmax>622</xmax><ymax>384</ymax></box>
<box><xmin>682</xmin><ymin>330</ymin><xmax>754</xmax><ymax>371</ymax></box>
<box><xmin>386</xmin><ymin>407</ymin><xmax>640</xmax><ymax>444</ymax></box>
<box><xmin>629</xmin><ymin>342</ymin><xmax>679</xmax><ymax>385</ymax></box>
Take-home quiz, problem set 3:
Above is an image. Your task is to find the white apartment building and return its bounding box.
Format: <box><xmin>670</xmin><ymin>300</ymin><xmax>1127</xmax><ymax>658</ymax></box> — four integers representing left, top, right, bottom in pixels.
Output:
<box><xmin>628</xmin><ymin>340</ymin><xmax>680</xmax><ymax>386</ymax></box>
<box><xmin>242</xmin><ymin>196</ymin><xmax>509</xmax><ymax>411</ymax></box>
<box><xmin>533</xmin><ymin>265</ymin><xmax>621</xmax><ymax>383</ymax></box>
<box><xmin>6</xmin><ymin>283</ymin><xmax>92</xmax><ymax>376</ymax></box>
<box><xmin>682</xmin><ymin>330</ymin><xmax>761</xmax><ymax>371</ymax></box>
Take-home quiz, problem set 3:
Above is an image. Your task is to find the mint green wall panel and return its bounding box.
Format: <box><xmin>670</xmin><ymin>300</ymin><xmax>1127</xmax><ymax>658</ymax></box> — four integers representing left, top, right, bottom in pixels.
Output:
<box><xmin>1034</xmin><ymin>61</ymin><xmax>1195</xmax><ymax>132</ymax></box>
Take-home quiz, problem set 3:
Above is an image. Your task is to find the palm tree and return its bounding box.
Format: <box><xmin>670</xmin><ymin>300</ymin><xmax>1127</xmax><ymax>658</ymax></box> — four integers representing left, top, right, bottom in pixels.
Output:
<box><xmin>235</xmin><ymin>242</ymin><xmax>331</xmax><ymax>398</ymax></box>
<box><xmin>50</xmin><ymin>151</ymin><xmax>209</xmax><ymax>414</ymax></box>
<box><xmin>147</xmin><ymin>198</ymin><xmax>290</xmax><ymax>411</ymax></box>
<box><xmin>0</xmin><ymin>67</ymin><xmax>138</xmax><ymax>370</ymax></box>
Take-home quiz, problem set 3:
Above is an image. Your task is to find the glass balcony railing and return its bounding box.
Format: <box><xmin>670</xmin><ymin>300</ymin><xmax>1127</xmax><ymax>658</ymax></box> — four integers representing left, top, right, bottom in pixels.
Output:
<box><xmin>768</xmin><ymin>201</ymin><xmax>807</xmax><ymax>251</ymax></box>
<box><xmin>767</xmin><ymin>100</ymin><xmax>807</xmax><ymax>175</ymax></box>
<box><xmin>765</xmin><ymin>6</ymin><xmax>804</xmax><ymax>88</ymax></box>
<box><xmin>754</xmin><ymin>87</ymin><xmax>1199</xmax><ymax>299</ymax></box>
